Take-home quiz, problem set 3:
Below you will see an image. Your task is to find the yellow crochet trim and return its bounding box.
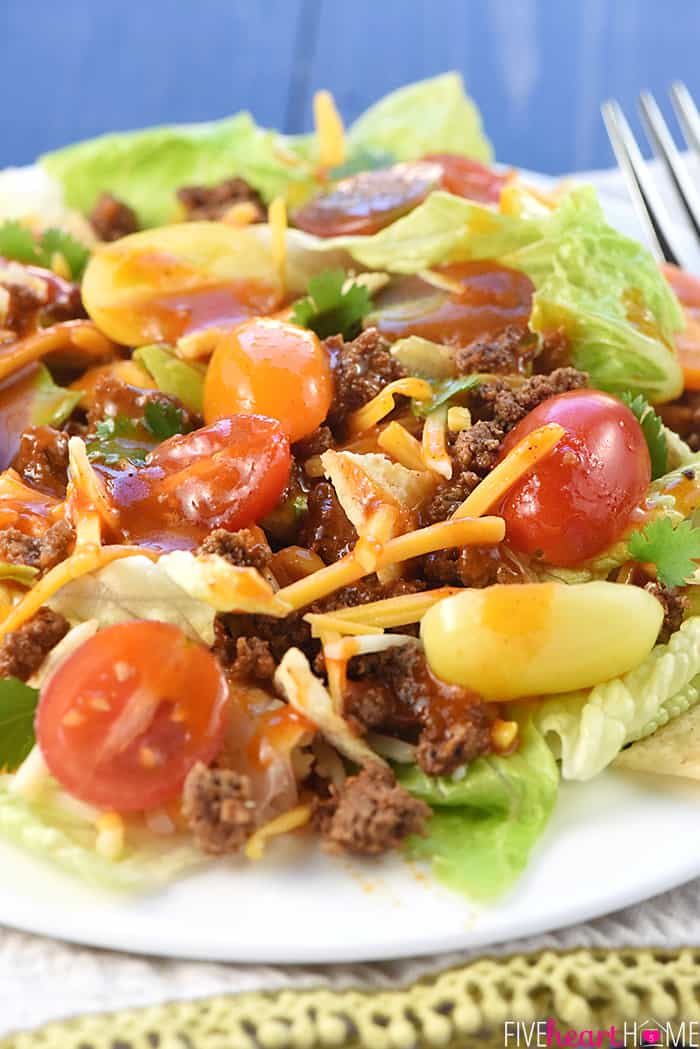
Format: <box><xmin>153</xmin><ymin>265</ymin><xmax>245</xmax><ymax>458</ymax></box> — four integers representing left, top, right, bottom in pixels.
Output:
<box><xmin>3</xmin><ymin>948</ymin><xmax>699</xmax><ymax>1049</ymax></box>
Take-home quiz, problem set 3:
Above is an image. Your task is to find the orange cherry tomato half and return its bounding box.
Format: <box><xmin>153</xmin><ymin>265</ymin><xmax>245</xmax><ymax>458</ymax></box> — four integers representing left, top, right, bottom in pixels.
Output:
<box><xmin>423</xmin><ymin>153</ymin><xmax>511</xmax><ymax>204</ymax></box>
<box><xmin>36</xmin><ymin>621</ymin><xmax>229</xmax><ymax>811</ymax></box>
<box><xmin>293</xmin><ymin>161</ymin><xmax>442</xmax><ymax>237</ymax></box>
<box><xmin>203</xmin><ymin>318</ymin><xmax>333</xmax><ymax>442</ymax></box>
<box><xmin>499</xmin><ymin>390</ymin><xmax>651</xmax><ymax>566</ymax></box>
<box><xmin>662</xmin><ymin>263</ymin><xmax>700</xmax><ymax>390</ymax></box>
<box><xmin>109</xmin><ymin>414</ymin><xmax>291</xmax><ymax>549</ymax></box>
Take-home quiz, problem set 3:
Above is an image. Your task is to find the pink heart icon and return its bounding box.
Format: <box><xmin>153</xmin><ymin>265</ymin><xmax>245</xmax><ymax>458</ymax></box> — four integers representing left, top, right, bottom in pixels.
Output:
<box><xmin>642</xmin><ymin>1031</ymin><xmax>660</xmax><ymax>1044</ymax></box>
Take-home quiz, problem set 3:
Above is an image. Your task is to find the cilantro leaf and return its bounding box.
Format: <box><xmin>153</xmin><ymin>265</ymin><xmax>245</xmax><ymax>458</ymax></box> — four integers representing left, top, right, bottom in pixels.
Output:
<box><xmin>86</xmin><ymin>415</ymin><xmax>151</xmax><ymax>466</ymax></box>
<box><xmin>38</xmin><ymin>228</ymin><xmax>91</xmax><ymax>280</ymax></box>
<box><xmin>412</xmin><ymin>374</ymin><xmax>482</xmax><ymax>418</ymax></box>
<box><xmin>0</xmin><ymin>220</ymin><xmax>90</xmax><ymax>280</ymax></box>
<box><xmin>291</xmin><ymin>269</ymin><xmax>373</xmax><ymax>340</ymax></box>
<box><xmin>329</xmin><ymin>147</ymin><xmax>396</xmax><ymax>180</ymax></box>
<box><xmin>143</xmin><ymin>400</ymin><xmax>188</xmax><ymax>440</ymax></box>
<box><xmin>621</xmin><ymin>391</ymin><xmax>668</xmax><ymax>480</ymax></box>
<box><xmin>0</xmin><ymin>678</ymin><xmax>39</xmax><ymax>772</ymax></box>
<box><xmin>628</xmin><ymin>517</ymin><xmax>700</xmax><ymax>587</ymax></box>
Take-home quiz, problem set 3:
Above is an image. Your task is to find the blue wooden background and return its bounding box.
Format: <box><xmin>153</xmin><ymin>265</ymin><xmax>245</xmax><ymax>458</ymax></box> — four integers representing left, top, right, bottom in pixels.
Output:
<box><xmin>3</xmin><ymin>0</ymin><xmax>700</xmax><ymax>174</ymax></box>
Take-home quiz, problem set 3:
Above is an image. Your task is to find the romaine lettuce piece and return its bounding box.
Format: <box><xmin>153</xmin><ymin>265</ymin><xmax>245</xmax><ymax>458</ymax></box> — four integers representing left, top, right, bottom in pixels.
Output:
<box><xmin>0</xmin><ymin>784</ymin><xmax>202</xmax><ymax>891</ymax></box>
<box><xmin>397</xmin><ymin>719</ymin><xmax>558</xmax><ymax>899</ymax></box>
<box><xmin>42</xmin><ymin>112</ymin><xmax>314</xmax><ymax>227</ymax></box>
<box><xmin>340</xmin><ymin>186</ymin><xmax>683</xmax><ymax>402</ymax></box>
<box><xmin>533</xmin><ymin>616</ymin><xmax>700</xmax><ymax>780</ymax></box>
<box><xmin>346</xmin><ymin>72</ymin><xmax>493</xmax><ymax>164</ymax></box>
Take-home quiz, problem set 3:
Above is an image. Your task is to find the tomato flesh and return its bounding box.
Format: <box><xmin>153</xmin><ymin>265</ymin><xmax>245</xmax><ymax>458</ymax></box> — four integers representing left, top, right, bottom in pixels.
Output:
<box><xmin>293</xmin><ymin>162</ymin><xmax>442</xmax><ymax>237</ymax></box>
<box><xmin>498</xmin><ymin>390</ymin><xmax>651</xmax><ymax>566</ymax></box>
<box><xmin>36</xmin><ymin>621</ymin><xmax>229</xmax><ymax>811</ymax></box>
<box><xmin>107</xmin><ymin>414</ymin><xmax>291</xmax><ymax>550</ymax></box>
<box><xmin>203</xmin><ymin>318</ymin><xmax>333</xmax><ymax>442</ymax></box>
<box><xmin>662</xmin><ymin>263</ymin><xmax>700</xmax><ymax>389</ymax></box>
<box><xmin>423</xmin><ymin>153</ymin><xmax>511</xmax><ymax>204</ymax></box>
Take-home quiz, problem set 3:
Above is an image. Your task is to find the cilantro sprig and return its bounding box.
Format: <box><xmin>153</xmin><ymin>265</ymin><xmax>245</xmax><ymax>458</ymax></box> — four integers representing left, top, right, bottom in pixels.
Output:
<box><xmin>0</xmin><ymin>678</ymin><xmax>39</xmax><ymax>772</ymax></box>
<box><xmin>0</xmin><ymin>220</ymin><xmax>90</xmax><ymax>280</ymax></box>
<box><xmin>87</xmin><ymin>402</ymin><xmax>191</xmax><ymax>467</ymax></box>
<box><xmin>291</xmin><ymin>269</ymin><xmax>373</xmax><ymax>340</ymax></box>
<box><xmin>412</xmin><ymin>374</ymin><xmax>482</xmax><ymax>419</ymax></box>
<box><xmin>621</xmin><ymin>391</ymin><xmax>668</xmax><ymax>480</ymax></box>
<box><xmin>628</xmin><ymin>517</ymin><xmax>700</xmax><ymax>587</ymax></box>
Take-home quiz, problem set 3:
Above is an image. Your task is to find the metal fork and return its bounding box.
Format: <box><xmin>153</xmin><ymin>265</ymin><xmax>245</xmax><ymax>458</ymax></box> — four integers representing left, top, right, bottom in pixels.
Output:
<box><xmin>602</xmin><ymin>82</ymin><xmax>700</xmax><ymax>267</ymax></box>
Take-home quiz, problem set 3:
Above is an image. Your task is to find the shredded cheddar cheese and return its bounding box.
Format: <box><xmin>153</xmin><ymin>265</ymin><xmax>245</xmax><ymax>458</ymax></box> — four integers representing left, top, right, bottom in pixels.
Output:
<box><xmin>453</xmin><ymin>423</ymin><xmax>565</xmax><ymax>519</ymax></box>
<box><xmin>447</xmin><ymin>406</ymin><xmax>472</xmax><ymax>432</ymax></box>
<box><xmin>353</xmin><ymin>504</ymin><xmax>399</xmax><ymax>573</ymax></box>
<box><xmin>268</xmin><ymin>196</ymin><xmax>288</xmax><ymax>292</ymax></box>
<box><xmin>244</xmin><ymin>804</ymin><xmax>313</xmax><ymax>861</ymax></box>
<box><xmin>347</xmin><ymin>377</ymin><xmax>433</xmax><ymax>436</ymax></box>
<box><xmin>421</xmin><ymin>405</ymin><xmax>452</xmax><ymax>479</ymax></box>
<box><xmin>377</xmin><ymin>422</ymin><xmax>426</xmax><ymax>472</ymax></box>
<box><xmin>96</xmin><ymin>811</ymin><xmax>125</xmax><ymax>861</ymax></box>
<box><xmin>314</xmin><ymin>89</ymin><xmax>346</xmax><ymax>168</ymax></box>
<box><xmin>278</xmin><ymin>515</ymin><xmax>504</xmax><ymax>610</ymax></box>
<box><xmin>304</xmin><ymin>587</ymin><xmax>461</xmax><ymax>630</ymax></box>
<box><xmin>305</xmin><ymin>613</ymin><xmax>384</xmax><ymax>638</ymax></box>
<box><xmin>0</xmin><ymin>321</ymin><xmax>114</xmax><ymax>383</ymax></box>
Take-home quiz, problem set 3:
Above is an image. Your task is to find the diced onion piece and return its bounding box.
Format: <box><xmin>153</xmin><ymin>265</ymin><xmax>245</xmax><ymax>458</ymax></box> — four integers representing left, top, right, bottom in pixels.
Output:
<box><xmin>244</xmin><ymin>804</ymin><xmax>313</xmax><ymax>861</ymax></box>
<box><xmin>347</xmin><ymin>377</ymin><xmax>433</xmax><ymax>436</ymax></box>
<box><xmin>421</xmin><ymin>405</ymin><xmax>452</xmax><ymax>479</ymax></box>
<box><xmin>314</xmin><ymin>89</ymin><xmax>346</xmax><ymax>168</ymax></box>
<box><xmin>377</xmin><ymin>422</ymin><xmax>427</xmax><ymax>472</ymax></box>
<box><xmin>452</xmin><ymin>423</ymin><xmax>565</xmax><ymax>519</ymax></box>
<box><xmin>323</xmin><ymin>632</ymin><xmax>416</xmax><ymax>662</ymax></box>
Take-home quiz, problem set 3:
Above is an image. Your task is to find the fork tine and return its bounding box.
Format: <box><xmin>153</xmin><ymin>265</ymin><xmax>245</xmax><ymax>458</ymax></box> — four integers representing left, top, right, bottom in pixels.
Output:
<box><xmin>639</xmin><ymin>90</ymin><xmax>700</xmax><ymax>243</ymax></box>
<box><xmin>601</xmin><ymin>100</ymin><xmax>681</xmax><ymax>265</ymax></box>
<box><xmin>670</xmin><ymin>81</ymin><xmax>700</xmax><ymax>160</ymax></box>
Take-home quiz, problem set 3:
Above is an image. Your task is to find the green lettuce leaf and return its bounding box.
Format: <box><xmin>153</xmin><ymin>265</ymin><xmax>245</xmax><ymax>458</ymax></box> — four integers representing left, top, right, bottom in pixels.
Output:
<box><xmin>0</xmin><ymin>784</ymin><xmax>202</xmax><ymax>891</ymax></box>
<box><xmin>346</xmin><ymin>72</ymin><xmax>492</xmax><ymax>164</ymax></box>
<box><xmin>504</xmin><ymin>188</ymin><xmax>684</xmax><ymax>402</ymax></box>
<box><xmin>133</xmin><ymin>345</ymin><xmax>205</xmax><ymax>414</ymax></box>
<box><xmin>397</xmin><ymin>719</ymin><xmax>558</xmax><ymax>899</ymax></box>
<box><xmin>42</xmin><ymin>112</ymin><xmax>316</xmax><ymax>227</ymax></box>
<box><xmin>338</xmin><ymin>186</ymin><xmax>683</xmax><ymax>402</ymax></box>
<box><xmin>534</xmin><ymin>616</ymin><xmax>700</xmax><ymax>780</ymax></box>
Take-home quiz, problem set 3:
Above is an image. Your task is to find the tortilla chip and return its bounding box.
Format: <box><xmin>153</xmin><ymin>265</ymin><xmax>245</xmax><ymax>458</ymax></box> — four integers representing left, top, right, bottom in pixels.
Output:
<box><xmin>614</xmin><ymin>705</ymin><xmax>700</xmax><ymax>780</ymax></box>
<box><xmin>321</xmin><ymin>449</ymin><xmax>433</xmax><ymax>536</ymax></box>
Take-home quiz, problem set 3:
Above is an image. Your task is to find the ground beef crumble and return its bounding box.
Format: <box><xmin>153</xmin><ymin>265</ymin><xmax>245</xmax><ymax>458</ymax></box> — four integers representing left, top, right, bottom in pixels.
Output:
<box><xmin>0</xmin><ymin>520</ymin><xmax>75</xmax><ymax>576</ymax></box>
<box><xmin>89</xmin><ymin>192</ymin><xmax>139</xmax><ymax>242</ymax></box>
<box><xmin>292</xmin><ymin>425</ymin><xmax>335</xmax><ymax>462</ymax></box>
<box><xmin>645</xmin><ymin>581</ymin><xmax>688</xmax><ymax>644</ymax></box>
<box><xmin>297</xmin><ymin>481</ymin><xmax>358</xmax><ymax>565</ymax></box>
<box><xmin>198</xmin><ymin>528</ymin><xmax>271</xmax><ymax>572</ymax></box>
<box><xmin>13</xmin><ymin>426</ymin><xmax>70</xmax><ymax>498</ymax></box>
<box><xmin>315</xmin><ymin>762</ymin><xmax>429</xmax><ymax>856</ymax></box>
<box><xmin>0</xmin><ymin>607</ymin><xmax>69</xmax><ymax>681</ymax></box>
<box><xmin>182</xmin><ymin>762</ymin><xmax>256</xmax><ymax>854</ymax></box>
<box><xmin>177</xmin><ymin>177</ymin><xmax>265</xmax><ymax>222</ymax></box>
<box><xmin>455</xmin><ymin>324</ymin><xmax>534</xmax><ymax>375</ymax></box>
<box><xmin>325</xmin><ymin>328</ymin><xmax>406</xmax><ymax>436</ymax></box>
<box><xmin>471</xmin><ymin>366</ymin><xmax>588</xmax><ymax>431</ymax></box>
<box><xmin>422</xmin><ymin>544</ymin><xmax>521</xmax><ymax>588</ymax></box>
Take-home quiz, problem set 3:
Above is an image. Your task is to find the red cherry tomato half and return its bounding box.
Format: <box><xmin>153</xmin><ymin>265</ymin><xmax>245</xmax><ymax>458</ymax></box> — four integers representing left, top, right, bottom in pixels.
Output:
<box><xmin>498</xmin><ymin>390</ymin><xmax>651</xmax><ymax>566</ymax></box>
<box><xmin>293</xmin><ymin>162</ymin><xmax>442</xmax><ymax>237</ymax></box>
<box><xmin>36</xmin><ymin>621</ymin><xmax>229</xmax><ymax>811</ymax></box>
<box><xmin>423</xmin><ymin>153</ymin><xmax>511</xmax><ymax>204</ymax></box>
<box><xmin>108</xmin><ymin>414</ymin><xmax>291</xmax><ymax>549</ymax></box>
<box><xmin>662</xmin><ymin>263</ymin><xmax>700</xmax><ymax>390</ymax></box>
<box><xmin>203</xmin><ymin>318</ymin><xmax>333</xmax><ymax>442</ymax></box>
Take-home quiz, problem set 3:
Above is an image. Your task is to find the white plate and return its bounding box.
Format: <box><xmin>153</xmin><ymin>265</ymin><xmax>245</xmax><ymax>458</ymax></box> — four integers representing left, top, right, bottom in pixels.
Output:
<box><xmin>0</xmin><ymin>181</ymin><xmax>699</xmax><ymax>963</ymax></box>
